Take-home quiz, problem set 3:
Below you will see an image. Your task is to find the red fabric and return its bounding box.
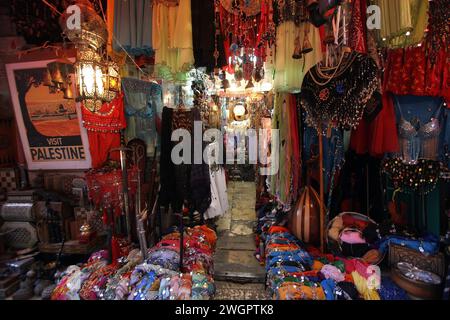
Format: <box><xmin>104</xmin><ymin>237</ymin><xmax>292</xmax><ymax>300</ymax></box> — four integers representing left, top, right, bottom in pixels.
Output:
<box><xmin>81</xmin><ymin>93</ymin><xmax>126</xmax><ymax>168</ymax></box>
<box><xmin>290</xmin><ymin>95</ymin><xmax>301</xmax><ymax>201</ymax></box>
<box><xmin>350</xmin><ymin>93</ymin><xmax>399</xmax><ymax>157</ymax></box>
<box><xmin>81</xmin><ymin>93</ymin><xmax>126</xmax><ymax>132</ymax></box>
<box><xmin>256</xmin><ymin>0</ymin><xmax>271</xmax><ymax>61</ymax></box>
<box><xmin>383</xmin><ymin>46</ymin><xmax>450</xmax><ymax>104</ymax></box>
<box><xmin>219</xmin><ymin>3</ymin><xmax>261</xmax><ymax>67</ymax></box>
<box><xmin>268</xmin><ymin>226</ymin><xmax>290</xmax><ymax>234</ymax></box>
<box><xmin>85</xmin><ymin>167</ymin><xmax>138</xmax><ymax>216</ymax></box>
<box><xmin>342</xmin><ymin>213</ymin><xmax>369</xmax><ymax>230</ymax></box>
<box><xmin>86</xmin><ymin>131</ymin><xmax>121</xmax><ymax>168</ymax></box>
<box><xmin>348</xmin><ymin>0</ymin><xmax>367</xmax><ymax>54</ymax></box>
<box><xmin>319</xmin><ymin>25</ymin><xmax>326</xmax><ymax>53</ymax></box>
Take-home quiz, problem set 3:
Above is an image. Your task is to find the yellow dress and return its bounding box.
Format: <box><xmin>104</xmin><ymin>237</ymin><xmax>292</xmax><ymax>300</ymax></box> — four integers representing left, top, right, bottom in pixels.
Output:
<box><xmin>376</xmin><ymin>0</ymin><xmax>428</xmax><ymax>48</ymax></box>
<box><xmin>152</xmin><ymin>0</ymin><xmax>194</xmax><ymax>82</ymax></box>
<box><xmin>274</xmin><ymin>21</ymin><xmax>323</xmax><ymax>93</ymax></box>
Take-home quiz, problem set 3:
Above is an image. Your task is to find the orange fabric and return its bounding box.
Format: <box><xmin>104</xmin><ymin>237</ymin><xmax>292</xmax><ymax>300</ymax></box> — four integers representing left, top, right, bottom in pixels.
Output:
<box><xmin>276</xmin><ymin>283</ymin><xmax>326</xmax><ymax>300</ymax></box>
<box><xmin>312</xmin><ymin>260</ymin><xmax>324</xmax><ymax>271</ymax></box>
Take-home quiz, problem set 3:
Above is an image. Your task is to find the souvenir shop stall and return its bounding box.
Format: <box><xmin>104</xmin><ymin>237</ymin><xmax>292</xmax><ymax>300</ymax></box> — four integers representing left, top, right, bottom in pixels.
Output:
<box><xmin>253</xmin><ymin>0</ymin><xmax>450</xmax><ymax>300</ymax></box>
<box><xmin>0</xmin><ymin>0</ymin><xmax>448</xmax><ymax>301</ymax></box>
<box><xmin>0</xmin><ymin>0</ymin><xmax>224</xmax><ymax>300</ymax></box>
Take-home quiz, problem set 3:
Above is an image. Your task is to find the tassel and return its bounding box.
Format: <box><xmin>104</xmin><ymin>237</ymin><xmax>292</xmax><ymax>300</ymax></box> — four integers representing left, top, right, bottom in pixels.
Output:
<box><xmin>292</xmin><ymin>36</ymin><xmax>303</xmax><ymax>59</ymax></box>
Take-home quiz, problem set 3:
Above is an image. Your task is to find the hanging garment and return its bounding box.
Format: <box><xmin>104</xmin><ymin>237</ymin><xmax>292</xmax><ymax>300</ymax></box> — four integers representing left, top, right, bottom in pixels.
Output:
<box><xmin>393</xmin><ymin>95</ymin><xmax>444</xmax><ymax>163</ymax></box>
<box><xmin>350</xmin><ymin>93</ymin><xmax>399</xmax><ymax>157</ymax></box>
<box><xmin>384</xmin><ymin>46</ymin><xmax>450</xmax><ymax>103</ymax></box>
<box><xmin>270</xmin><ymin>93</ymin><xmax>291</xmax><ymax>203</ymax></box>
<box><xmin>81</xmin><ymin>93</ymin><xmax>127</xmax><ymax>168</ymax></box>
<box><xmin>374</xmin><ymin>0</ymin><xmax>428</xmax><ymax>48</ymax></box>
<box><xmin>204</xmin><ymin>166</ymin><xmax>228</xmax><ymax>220</ymax></box>
<box><xmin>204</xmin><ymin>141</ymin><xmax>228</xmax><ymax>220</ymax></box>
<box><xmin>301</xmin><ymin>52</ymin><xmax>378</xmax><ymax>134</ymax></box>
<box><xmin>189</xmin><ymin>107</ymin><xmax>212</xmax><ymax>214</ymax></box>
<box><xmin>152</xmin><ymin>0</ymin><xmax>194</xmax><ymax>83</ymax></box>
<box><xmin>290</xmin><ymin>95</ymin><xmax>301</xmax><ymax>202</ymax></box>
<box><xmin>302</xmin><ymin>122</ymin><xmax>345</xmax><ymax>193</ymax></box>
<box><xmin>159</xmin><ymin>107</ymin><xmax>176</xmax><ymax>209</ymax></box>
<box><xmin>121</xmin><ymin>78</ymin><xmax>162</xmax><ymax>156</ymax></box>
<box><xmin>274</xmin><ymin>21</ymin><xmax>323</xmax><ymax>93</ymax></box>
<box><xmin>113</xmin><ymin>0</ymin><xmax>153</xmax><ymax>55</ymax></box>
<box><xmin>347</xmin><ymin>0</ymin><xmax>367</xmax><ymax>54</ymax></box>
<box><xmin>191</xmin><ymin>0</ymin><xmax>227</xmax><ymax>72</ymax></box>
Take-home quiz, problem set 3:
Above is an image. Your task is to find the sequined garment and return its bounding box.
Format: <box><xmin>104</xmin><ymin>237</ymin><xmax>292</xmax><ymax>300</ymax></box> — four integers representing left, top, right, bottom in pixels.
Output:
<box><xmin>301</xmin><ymin>52</ymin><xmax>379</xmax><ymax>134</ymax></box>
<box><xmin>382</xmin><ymin>158</ymin><xmax>441</xmax><ymax>194</ymax></box>
<box><xmin>394</xmin><ymin>96</ymin><xmax>442</xmax><ymax>163</ymax></box>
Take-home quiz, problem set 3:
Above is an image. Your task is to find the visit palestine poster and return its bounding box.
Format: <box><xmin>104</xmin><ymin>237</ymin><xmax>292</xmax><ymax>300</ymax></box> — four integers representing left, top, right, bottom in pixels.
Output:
<box><xmin>6</xmin><ymin>60</ymin><xmax>91</xmax><ymax>170</ymax></box>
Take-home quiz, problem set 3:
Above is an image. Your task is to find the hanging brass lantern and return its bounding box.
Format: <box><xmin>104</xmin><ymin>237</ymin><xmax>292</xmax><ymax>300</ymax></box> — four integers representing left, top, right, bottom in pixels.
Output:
<box><xmin>103</xmin><ymin>59</ymin><xmax>121</xmax><ymax>101</ymax></box>
<box><xmin>63</xmin><ymin>83</ymin><xmax>74</xmax><ymax>100</ymax></box>
<box><xmin>75</xmin><ymin>48</ymin><xmax>106</xmax><ymax>111</ymax></box>
<box><xmin>60</xmin><ymin>0</ymin><xmax>120</xmax><ymax>112</ymax></box>
<box><xmin>42</xmin><ymin>69</ymin><xmax>53</xmax><ymax>87</ymax></box>
<box><xmin>47</xmin><ymin>59</ymin><xmax>74</xmax><ymax>90</ymax></box>
<box><xmin>59</xmin><ymin>0</ymin><xmax>107</xmax><ymax>51</ymax></box>
<box><xmin>43</xmin><ymin>58</ymin><xmax>75</xmax><ymax>99</ymax></box>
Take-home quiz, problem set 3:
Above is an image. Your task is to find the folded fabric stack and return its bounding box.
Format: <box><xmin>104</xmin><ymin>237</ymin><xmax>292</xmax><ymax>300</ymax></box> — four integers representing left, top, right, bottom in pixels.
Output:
<box><xmin>263</xmin><ymin>225</ymin><xmax>409</xmax><ymax>300</ymax></box>
<box><xmin>327</xmin><ymin>212</ymin><xmax>382</xmax><ymax>262</ymax></box>
<box><xmin>51</xmin><ymin>225</ymin><xmax>217</xmax><ymax>300</ymax></box>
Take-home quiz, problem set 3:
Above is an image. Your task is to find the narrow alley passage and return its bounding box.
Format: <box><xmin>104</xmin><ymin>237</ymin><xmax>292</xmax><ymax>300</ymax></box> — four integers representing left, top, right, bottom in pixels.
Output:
<box><xmin>213</xmin><ymin>181</ymin><xmax>268</xmax><ymax>300</ymax></box>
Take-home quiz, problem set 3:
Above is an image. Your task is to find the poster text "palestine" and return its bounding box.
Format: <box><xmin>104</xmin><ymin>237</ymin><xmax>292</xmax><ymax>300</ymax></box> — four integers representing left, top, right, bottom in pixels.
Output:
<box><xmin>30</xmin><ymin>146</ymin><xmax>86</xmax><ymax>161</ymax></box>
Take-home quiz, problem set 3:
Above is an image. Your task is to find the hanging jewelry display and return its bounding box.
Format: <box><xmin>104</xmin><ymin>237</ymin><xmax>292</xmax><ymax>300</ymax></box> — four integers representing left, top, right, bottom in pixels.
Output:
<box><xmin>301</xmin><ymin>52</ymin><xmax>378</xmax><ymax>134</ymax></box>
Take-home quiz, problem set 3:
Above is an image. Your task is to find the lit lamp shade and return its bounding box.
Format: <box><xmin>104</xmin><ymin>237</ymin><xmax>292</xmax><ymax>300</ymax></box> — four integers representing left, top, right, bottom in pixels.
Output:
<box><xmin>76</xmin><ymin>49</ymin><xmax>106</xmax><ymax>110</ymax></box>
<box><xmin>233</xmin><ymin>103</ymin><xmax>246</xmax><ymax>117</ymax></box>
<box><xmin>103</xmin><ymin>60</ymin><xmax>120</xmax><ymax>101</ymax></box>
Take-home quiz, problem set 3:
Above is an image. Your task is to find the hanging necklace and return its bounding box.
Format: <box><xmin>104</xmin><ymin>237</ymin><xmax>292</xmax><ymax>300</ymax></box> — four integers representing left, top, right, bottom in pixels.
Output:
<box><xmin>309</xmin><ymin>54</ymin><xmax>346</xmax><ymax>86</ymax></box>
<box><xmin>301</xmin><ymin>52</ymin><xmax>378</xmax><ymax>133</ymax></box>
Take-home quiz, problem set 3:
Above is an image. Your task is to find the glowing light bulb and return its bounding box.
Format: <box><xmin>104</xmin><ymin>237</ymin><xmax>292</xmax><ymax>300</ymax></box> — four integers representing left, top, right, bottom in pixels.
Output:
<box><xmin>80</xmin><ymin>64</ymin><xmax>94</xmax><ymax>95</ymax></box>
<box><xmin>95</xmin><ymin>65</ymin><xmax>104</xmax><ymax>95</ymax></box>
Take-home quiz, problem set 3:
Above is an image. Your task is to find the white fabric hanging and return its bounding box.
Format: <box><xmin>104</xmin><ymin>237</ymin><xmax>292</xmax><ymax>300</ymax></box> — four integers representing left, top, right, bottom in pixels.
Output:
<box><xmin>204</xmin><ymin>142</ymin><xmax>229</xmax><ymax>220</ymax></box>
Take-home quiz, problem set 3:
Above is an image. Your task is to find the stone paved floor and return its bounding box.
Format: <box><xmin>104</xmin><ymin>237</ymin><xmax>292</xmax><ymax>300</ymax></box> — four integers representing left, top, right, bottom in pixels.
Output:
<box><xmin>214</xmin><ymin>281</ymin><xmax>269</xmax><ymax>300</ymax></box>
<box><xmin>214</xmin><ymin>181</ymin><xmax>268</xmax><ymax>299</ymax></box>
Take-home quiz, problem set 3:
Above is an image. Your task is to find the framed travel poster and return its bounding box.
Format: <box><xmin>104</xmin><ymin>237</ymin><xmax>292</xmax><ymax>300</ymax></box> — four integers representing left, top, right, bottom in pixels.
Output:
<box><xmin>6</xmin><ymin>59</ymin><xmax>92</xmax><ymax>170</ymax></box>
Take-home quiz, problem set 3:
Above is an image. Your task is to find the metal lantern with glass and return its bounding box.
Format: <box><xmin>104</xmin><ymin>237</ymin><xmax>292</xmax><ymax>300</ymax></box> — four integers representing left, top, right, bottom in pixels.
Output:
<box><xmin>59</xmin><ymin>0</ymin><xmax>120</xmax><ymax>112</ymax></box>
